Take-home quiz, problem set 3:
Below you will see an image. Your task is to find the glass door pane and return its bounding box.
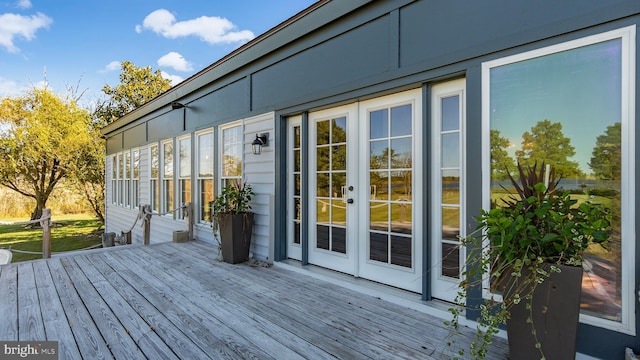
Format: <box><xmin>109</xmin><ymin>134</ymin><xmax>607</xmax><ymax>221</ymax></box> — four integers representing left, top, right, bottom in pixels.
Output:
<box><xmin>368</xmin><ymin>104</ymin><xmax>413</xmax><ymax>268</ymax></box>
<box><xmin>440</xmin><ymin>95</ymin><xmax>461</xmax><ymax>279</ymax></box>
<box><xmin>315</xmin><ymin>117</ymin><xmax>347</xmax><ymax>254</ymax></box>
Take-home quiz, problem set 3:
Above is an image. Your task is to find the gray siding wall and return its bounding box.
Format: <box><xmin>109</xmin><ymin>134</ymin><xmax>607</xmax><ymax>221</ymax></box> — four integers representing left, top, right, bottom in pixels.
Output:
<box><xmin>243</xmin><ymin>112</ymin><xmax>275</xmax><ymax>261</ymax></box>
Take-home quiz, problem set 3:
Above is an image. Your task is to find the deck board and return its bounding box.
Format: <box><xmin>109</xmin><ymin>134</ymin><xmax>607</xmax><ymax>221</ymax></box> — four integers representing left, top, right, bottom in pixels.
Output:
<box><xmin>17</xmin><ymin>262</ymin><xmax>46</xmax><ymax>341</ymax></box>
<box><xmin>0</xmin><ymin>241</ymin><xmax>509</xmax><ymax>359</ymax></box>
<box><xmin>67</xmin><ymin>256</ymin><xmax>178</xmax><ymax>360</ymax></box>
<box><xmin>83</xmin><ymin>254</ymin><xmax>213</xmax><ymax>360</ymax></box>
<box><xmin>174</xmin><ymin>243</ymin><xmax>444</xmax><ymax>348</ymax></box>
<box><xmin>101</xmin><ymin>249</ymin><xmax>274</xmax><ymax>360</ymax></box>
<box><xmin>32</xmin><ymin>261</ymin><xmax>82</xmax><ymax>360</ymax></box>
<box><xmin>118</xmin><ymin>247</ymin><xmax>301</xmax><ymax>359</ymax></box>
<box><xmin>0</xmin><ymin>264</ymin><xmax>18</xmax><ymax>340</ymax></box>
<box><xmin>152</xmin><ymin>242</ymin><xmax>431</xmax><ymax>359</ymax></box>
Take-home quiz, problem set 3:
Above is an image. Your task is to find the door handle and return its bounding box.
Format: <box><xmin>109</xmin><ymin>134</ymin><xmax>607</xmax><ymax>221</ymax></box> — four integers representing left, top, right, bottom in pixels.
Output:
<box><xmin>346</xmin><ymin>198</ymin><xmax>354</xmax><ymax>204</ymax></box>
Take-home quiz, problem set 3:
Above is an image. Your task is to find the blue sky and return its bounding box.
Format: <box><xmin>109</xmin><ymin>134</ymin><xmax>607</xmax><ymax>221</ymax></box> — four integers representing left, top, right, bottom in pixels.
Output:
<box><xmin>0</xmin><ymin>0</ymin><xmax>315</xmax><ymax>105</ymax></box>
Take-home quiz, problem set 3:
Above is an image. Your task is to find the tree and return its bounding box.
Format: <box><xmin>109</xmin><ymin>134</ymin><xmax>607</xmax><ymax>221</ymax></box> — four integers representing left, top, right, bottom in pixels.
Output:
<box><xmin>589</xmin><ymin>122</ymin><xmax>621</xmax><ymax>180</ymax></box>
<box><xmin>72</xmin><ymin>127</ymin><xmax>106</xmax><ymax>223</ymax></box>
<box><xmin>94</xmin><ymin>61</ymin><xmax>172</xmax><ymax>126</ymax></box>
<box><xmin>515</xmin><ymin>119</ymin><xmax>582</xmax><ymax>178</ymax></box>
<box><xmin>489</xmin><ymin>129</ymin><xmax>516</xmax><ymax>180</ymax></box>
<box><xmin>75</xmin><ymin>61</ymin><xmax>173</xmax><ymax>222</ymax></box>
<box><xmin>0</xmin><ymin>87</ymin><xmax>94</xmax><ymax>220</ymax></box>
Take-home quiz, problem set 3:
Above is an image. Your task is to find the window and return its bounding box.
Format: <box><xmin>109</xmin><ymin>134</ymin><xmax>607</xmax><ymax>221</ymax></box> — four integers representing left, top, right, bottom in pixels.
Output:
<box><xmin>287</xmin><ymin>116</ymin><xmax>303</xmax><ymax>260</ymax></box>
<box><xmin>150</xmin><ymin>144</ymin><xmax>159</xmax><ymax>212</ymax></box>
<box><xmin>178</xmin><ymin>136</ymin><xmax>192</xmax><ymax>218</ymax></box>
<box><xmin>162</xmin><ymin>140</ymin><xmax>174</xmax><ymax>217</ymax></box>
<box><xmin>111</xmin><ymin>155</ymin><xmax>117</xmax><ymax>204</ymax></box>
<box><xmin>118</xmin><ymin>152</ymin><xmax>124</xmax><ymax>205</ymax></box>
<box><xmin>132</xmin><ymin>149</ymin><xmax>140</xmax><ymax>209</ymax></box>
<box><xmin>197</xmin><ymin>130</ymin><xmax>214</xmax><ymax>223</ymax></box>
<box><xmin>220</xmin><ymin>124</ymin><xmax>243</xmax><ymax>188</ymax></box>
<box><xmin>483</xmin><ymin>26</ymin><xmax>635</xmax><ymax>333</ymax></box>
<box><xmin>124</xmin><ymin>151</ymin><xmax>131</xmax><ymax>208</ymax></box>
<box><xmin>291</xmin><ymin>123</ymin><xmax>302</xmax><ymax>245</ymax></box>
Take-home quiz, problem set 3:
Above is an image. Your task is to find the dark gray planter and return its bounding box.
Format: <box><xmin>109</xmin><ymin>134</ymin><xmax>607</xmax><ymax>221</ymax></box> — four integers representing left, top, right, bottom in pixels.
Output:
<box><xmin>504</xmin><ymin>264</ymin><xmax>583</xmax><ymax>360</ymax></box>
<box><xmin>217</xmin><ymin>212</ymin><xmax>254</xmax><ymax>264</ymax></box>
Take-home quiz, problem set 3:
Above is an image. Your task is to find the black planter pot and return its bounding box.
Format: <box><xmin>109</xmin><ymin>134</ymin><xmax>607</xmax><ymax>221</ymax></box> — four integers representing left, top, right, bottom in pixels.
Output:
<box><xmin>217</xmin><ymin>212</ymin><xmax>254</xmax><ymax>264</ymax></box>
<box><xmin>504</xmin><ymin>264</ymin><xmax>583</xmax><ymax>360</ymax></box>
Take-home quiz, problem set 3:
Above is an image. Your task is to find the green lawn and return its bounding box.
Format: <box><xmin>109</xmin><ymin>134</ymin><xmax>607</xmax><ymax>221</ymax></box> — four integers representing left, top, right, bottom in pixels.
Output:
<box><xmin>0</xmin><ymin>213</ymin><xmax>103</xmax><ymax>263</ymax></box>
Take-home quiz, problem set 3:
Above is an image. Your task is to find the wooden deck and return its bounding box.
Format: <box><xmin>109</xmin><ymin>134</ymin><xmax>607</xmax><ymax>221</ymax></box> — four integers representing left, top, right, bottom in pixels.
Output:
<box><xmin>0</xmin><ymin>241</ymin><xmax>508</xmax><ymax>359</ymax></box>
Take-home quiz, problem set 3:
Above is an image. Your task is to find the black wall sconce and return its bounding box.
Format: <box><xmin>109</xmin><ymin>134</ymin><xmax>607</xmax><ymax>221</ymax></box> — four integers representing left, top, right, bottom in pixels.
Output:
<box><xmin>171</xmin><ymin>102</ymin><xmax>186</xmax><ymax>110</ymax></box>
<box><xmin>252</xmin><ymin>133</ymin><xmax>270</xmax><ymax>155</ymax></box>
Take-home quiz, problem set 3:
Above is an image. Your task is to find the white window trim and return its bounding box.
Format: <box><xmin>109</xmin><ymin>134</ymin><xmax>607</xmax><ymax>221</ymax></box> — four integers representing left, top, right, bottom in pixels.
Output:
<box><xmin>161</xmin><ymin>139</ymin><xmax>175</xmax><ymax>218</ymax></box>
<box><xmin>110</xmin><ymin>154</ymin><xmax>117</xmax><ymax>205</ymax></box>
<box><xmin>177</xmin><ymin>134</ymin><xmax>193</xmax><ymax>218</ymax></box>
<box><xmin>218</xmin><ymin>120</ymin><xmax>244</xmax><ymax>192</ymax></box>
<box><xmin>481</xmin><ymin>25</ymin><xmax>636</xmax><ymax>335</ymax></box>
<box><xmin>431</xmin><ymin>79</ymin><xmax>466</xmax><ymax>301</ymax></box>
<box><xmin>287</xmin><ymin>116</ymin><xmax>303</xmax><ymax>261</ymax></box>
<box><xmin>131</xmin><ymin>148</ymin><xmax>140</xmax><ymax>209</ymax></box>
<box><xmin>124</xmin><ymin>150</ymin><xmax>131</xmax><ymax>208</ymax></box>
<box><xmin>149</xmin><ymin>143</ymin><xmax>160</xmax><ymax>213</ymax></box>
<box><xmin>196</xmin><ymin>128</ymin><xmax>214</xmax><ymax>224</ymax></box>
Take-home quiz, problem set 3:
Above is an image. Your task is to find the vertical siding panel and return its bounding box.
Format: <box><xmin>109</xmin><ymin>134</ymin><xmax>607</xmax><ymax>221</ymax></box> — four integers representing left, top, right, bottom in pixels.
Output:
<box><xmin>243</xmin><ymin>112</ymin><xmax>275</xmax><ymax>262</ymax></box>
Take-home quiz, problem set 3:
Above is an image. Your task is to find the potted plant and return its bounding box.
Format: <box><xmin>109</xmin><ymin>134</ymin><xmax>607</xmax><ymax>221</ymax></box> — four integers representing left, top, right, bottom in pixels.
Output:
<box><xmin>448</xmin><ymin>162</ymin><xmax>611</xmax><ymax>359</ymax></box>
<box><xmin>210</xmin><ymin>182</ymin><xmax>255</xmax><ymax>264</ymax></box>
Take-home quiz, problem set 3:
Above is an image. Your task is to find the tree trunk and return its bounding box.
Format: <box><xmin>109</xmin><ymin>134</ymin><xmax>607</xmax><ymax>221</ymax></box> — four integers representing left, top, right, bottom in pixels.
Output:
<box><xmin>30</xmin><ymin>196</ymin><xmax>47</xmax><ymax>222</ymax></box>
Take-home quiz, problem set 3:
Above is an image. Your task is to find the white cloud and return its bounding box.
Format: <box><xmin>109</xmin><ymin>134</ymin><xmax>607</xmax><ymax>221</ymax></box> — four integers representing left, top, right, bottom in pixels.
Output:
<box><xmin>99</xmin><ymin>61</ymin><xmax>121</xmax><ymax>73</ymax></box>
<box><xmin>0</xmin><ymin>77</ymin><xmax>47</xmax><ymax>97</ymax></box>
<box><xmin>32</xmin><ymin>79</ymin><xmax>47</xmax><ymax>89</ymax></box>
<box><xmin>137</xmin><ymin>9</ymin><xmax>254</xmax><ymax>45</ymax></box>
<box><xmin>16</xmin><ymin>0</ymin><xmax>32</xmax><ymax>9</ymax></box>
<box><xmin>157</xmin><ymin>52</ymin><xmax>193</xmax><ymax>72</ymax></box>
<box><xmin>161</xmin><ymin>71</ymin><xmax>183</xmax><ymax>86</ymax></box>
<box><xmin>0</xmin><ymin>12</ymin><xmax>52</xmax><ymax>53</ymax></box>
<box><xmin>0</xmin><ymin>77</ymin><xmax>20</xmax><ymax>96</ymax></box>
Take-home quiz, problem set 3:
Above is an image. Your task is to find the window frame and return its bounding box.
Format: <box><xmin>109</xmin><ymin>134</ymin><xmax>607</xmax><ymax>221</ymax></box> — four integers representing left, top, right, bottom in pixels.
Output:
<box><xmin>117</xmin><ymin>152</ymin><xmax>124</xmax><ymax>206</ymax></box>
<box><xmin>149</xmin><ymin>144</ymin><xmax>160</xmax><ymax>213</ymax></box>
<box><xmin>177</xmin><ymin>134</ymin><xmax>192</xmax><ymax>219</ymax></box>
<box><xmin>287</xmin><ymin>116</ymin><xmax>303</xmax><ymax>261</ymax></box>
<box><xmin>196</xmin><ymin>129</ymin><xmax>215</xmax><ymax>224</ymax></box>
<box><xmin>161</xmin><ymin>139</ymin><xmax>175</xmax><ymax>218</ymax></box>
<box><xmin>124</xmin><ymin>150</ymin><xmax>131</xmax><ymax>208</ymax></box>
<box><xmin>111</xmin><ymin>154</ymin><xmax>118</xmax><ymax>205</ymax></box>
<box><xmin>481</xmin><ymin>25</ymin><xmax>636</xmax><ymax>335</ymax></box>
<box><xmin>218</xmin><ymin>121</ymin><xmax>244</xmax><ymax>190</ymax></box>
<box><xmin>132</xmin><ymin>148</ymin><xmax>140</xmax><ymax>209</ymax></box>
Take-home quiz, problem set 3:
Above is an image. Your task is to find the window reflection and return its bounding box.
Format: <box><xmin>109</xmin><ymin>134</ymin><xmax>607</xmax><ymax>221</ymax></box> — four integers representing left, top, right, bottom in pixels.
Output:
<box><xmin>391</xmin><ymin>104</ymin><xmax>412</xmax><ymax>137</ymax></box>
<box><xmin>370</xmin><ymin>109</ymin><xmax>388</xmax><ymax>139</ymax></box>
<box><xmin>332</xmin><ymin>117</ymin><xmax>347</xmax><ymax>143</ymax></box>
<box><xmin>441</xmin><ymin>96</ymin><xmax>460</xmax><ymax>132</ymax></box>
<box><xmin>489</xmin><ymin>38</ymin><xmax>624</xmax><ymax>322</ymax></box>
<box><xmin>370</xmin><ymin>140</ymin><xmax>388</xmax><ymax>169</ymax></box>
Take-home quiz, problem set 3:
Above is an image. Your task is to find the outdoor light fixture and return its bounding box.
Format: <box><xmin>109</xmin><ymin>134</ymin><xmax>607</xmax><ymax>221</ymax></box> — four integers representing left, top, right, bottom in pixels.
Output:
<box><xmin>252</xmin><ymin>133</ymin><xmax>269</xmax><ymax>155</ymax></box>
<box><xmin>171</xmin><ymin>102</ymin><xmax>186</xmax><ymax>110</ymax></box>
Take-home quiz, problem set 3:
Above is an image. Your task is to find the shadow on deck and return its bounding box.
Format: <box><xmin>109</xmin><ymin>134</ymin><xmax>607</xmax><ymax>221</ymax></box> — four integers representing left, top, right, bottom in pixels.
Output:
<box><xmin>0</xmin><ymin>241</ymin><xmax>508</xmax><ymax>359</ymax></box>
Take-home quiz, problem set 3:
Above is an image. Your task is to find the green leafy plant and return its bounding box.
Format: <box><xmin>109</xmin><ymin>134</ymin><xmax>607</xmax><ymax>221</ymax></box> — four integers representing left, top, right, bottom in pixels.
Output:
<box><xmin>447</xmin><ymin>162</ymin><xmax>611</xmax><ymax>359</ymax></box>
<box><xmin>209</xmin><ymin>182</ymin><xmax>254</xmax><ymax>258</ymax></box>
<box><xmin>211</xmin><ymin>182</ymin><xmax>254</xmax><ymax>215</ymax></box>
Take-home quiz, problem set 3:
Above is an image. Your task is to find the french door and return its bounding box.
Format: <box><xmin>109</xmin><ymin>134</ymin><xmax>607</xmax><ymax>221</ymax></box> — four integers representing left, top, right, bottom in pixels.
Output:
<box><xmin>303</xmin><ymin>89</ymin><xmax>423</xmax><ymax>292</ymax></box>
